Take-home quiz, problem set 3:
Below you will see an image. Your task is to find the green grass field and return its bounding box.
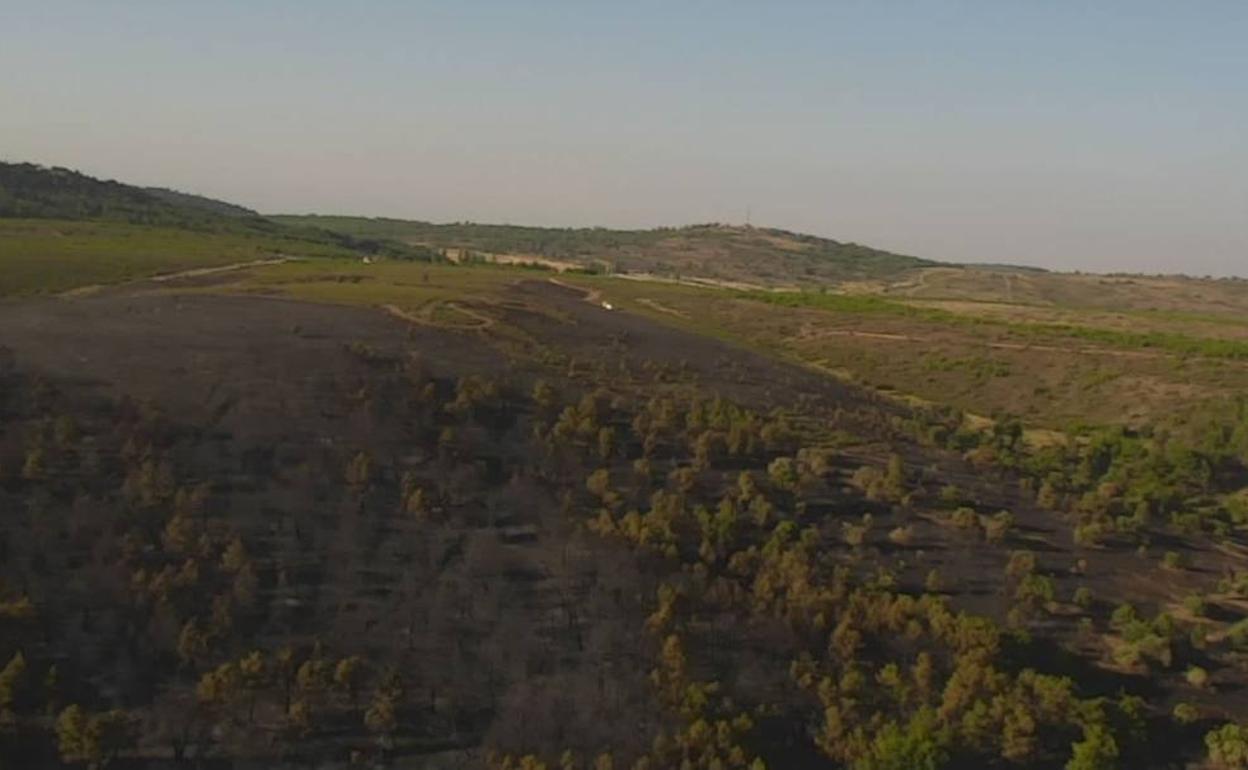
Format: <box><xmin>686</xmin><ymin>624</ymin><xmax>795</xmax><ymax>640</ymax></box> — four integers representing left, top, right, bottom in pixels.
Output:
<box><xmin>0</xmin><ymin>219</ymin><xmax>358</xmax><ymax>296</ymax></box>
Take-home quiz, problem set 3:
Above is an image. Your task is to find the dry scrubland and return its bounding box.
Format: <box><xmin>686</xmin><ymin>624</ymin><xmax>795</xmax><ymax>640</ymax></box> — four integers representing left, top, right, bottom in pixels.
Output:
<box><xmin>4</xmin><ymin>234</ymin><xmax>1248</xmax><ymax>768</ymax></box>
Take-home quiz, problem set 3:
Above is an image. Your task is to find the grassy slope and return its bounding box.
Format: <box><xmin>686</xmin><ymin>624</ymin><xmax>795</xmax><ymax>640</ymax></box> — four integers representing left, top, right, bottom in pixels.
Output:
<box><xmin>0</xmin><ymin>219</ymin><xmax>359</xmax><ymax>296</ymax></box>
<box><xmin>0</xmin><ymin>164</ymin><xmax>434</xmax><ymax>296</ymax></box>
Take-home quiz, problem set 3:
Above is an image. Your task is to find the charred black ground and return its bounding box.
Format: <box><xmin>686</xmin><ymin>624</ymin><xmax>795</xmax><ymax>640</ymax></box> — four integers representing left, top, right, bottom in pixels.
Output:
<box><xmin>3</xmin><ymin>272</ymin><xmax>1248</xmax><ymax>769</ymax></box>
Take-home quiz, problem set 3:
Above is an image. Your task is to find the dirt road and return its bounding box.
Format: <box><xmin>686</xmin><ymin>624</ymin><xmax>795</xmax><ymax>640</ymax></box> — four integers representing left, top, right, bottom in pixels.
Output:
<box><xmin>58</xmin><ymin>256</ymin><xmax>296</xmax><ymax>298</ymax></box>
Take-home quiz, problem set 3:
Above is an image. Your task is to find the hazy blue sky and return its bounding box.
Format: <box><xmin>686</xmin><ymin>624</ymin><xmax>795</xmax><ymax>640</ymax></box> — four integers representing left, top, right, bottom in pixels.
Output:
<box><xmin>3</xmin><ymin>1</ymin><xmax>1246</xmax><ymax>275</ymax></box>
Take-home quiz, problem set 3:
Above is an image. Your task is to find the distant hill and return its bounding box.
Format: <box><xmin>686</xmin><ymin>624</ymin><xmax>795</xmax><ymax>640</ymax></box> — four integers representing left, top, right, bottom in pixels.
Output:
<box><xmin>0</xmin><ymin>162</ymin><xmax>268</xmax><ymax>229</ymax></box>
<box><xmin>11</xmin><ymin>163</ymin><xmax>1240</xmax><ymax>306</ymax></box>
<box><xmin>0</xmin><ymin>162</ymin><xmax>432</xmax><ymax>260</ymax></box>
<box><xmin>142</xmin><ymin>186</ymin><xmax>259</xmax><ymax>219</ymax></box>
<box><xmin>271</xmin><ymin>216</ymin><xmax>1248</xmax><ymax>312</ymax></box>
<box><xmin>273</xmin><ymin>215</ymin><xmax>938</xmax><ymax>287</ymax></box>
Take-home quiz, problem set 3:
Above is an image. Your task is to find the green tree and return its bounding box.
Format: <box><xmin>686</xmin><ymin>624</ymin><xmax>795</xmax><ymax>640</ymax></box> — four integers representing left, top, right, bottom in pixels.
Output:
<box><xmin>176</xmin><ymin>619</ymin><xmax>208</xmax><ymax>668</ymax></box>
<box><xmin>239</xmin><ymin>651</ymin><xmax>267</xmax><ymax>723</ymax></box>
<box><xmin>585</xmin><ymin>469</ymin><xmax>611</xmax><ymax>499</ymax></box>
<box><xmin>532</xmin><ymin>379</ymin><xmax>556</xmax><ymax>412</ymax></box>
<box><xmin>55</xmin><ymin>706</ymin><xmax>137</xmax><ymax>766</ymax></box>
<box><xmin>364</xmin><ymin>690</ymin><xmax>398</xmax><ymax>748</ymax></box>
<box><xmin>197</xmin><ymin>662</ymin><xmax>243</xmax><ymax>715</ymax></box>
<box><xmin>1066</xmin><ymin>724</ymin><xmax>1119</xmax><ymax>770</ymax></box>
<box><xmin>597</xmin><ymin>427</ymin><xmax>616</xmax><ymax>460</ymax></box>
<box><xmin>1207</xmin><ymin>723</ymin><xmax>1248</xmax><ymax>768</ymax></box>
<box><xmin>21</xmin><ymin>447</ymin><xmax>46</xmax><ymax>481</ymax></box>
<box><xmin>333</xmin><ymin>656</ymin><xmax>366</xmax><ymax>709</ymax></box>
<box><xmin>854</xmin><ymin>711</ymin><xmax>948</xmax><ymax>770</ymax></box>
<box><xmin>345</xmin><ymin>451</ymin><xmax>372</xmax><ymax>493</ymax></box>
<box><xmin>55</xmin><ymin>704</ymin><xmax>96</xmax><ymax>764</ymax></box>
<box><xmin>296</xmin><ymin>656</ymin><xmax>330</xmax><ymax>694</ymax></box>
<box><xmin>884</xmin><ymin>454</ymin><xmax>906</xmax><ymax>498</ymax></box>
<box><xmin>287</xmin><ymin>698</ymin><xmax>313</xmax><ymax>740</ymax></box>
<box><xmin>220</xmin><ymin>537</ymin><xmax>248</xmax><ymax>573</ymax></box>
<box><xmin>768</xmin><ymin>457</ymin><xmax>798</xmax><ymax>491</ymax></box>
<box><xmin>0</xmin><ymin>652</ymin><xmax>26</xmax><ymax>710</ymax></box>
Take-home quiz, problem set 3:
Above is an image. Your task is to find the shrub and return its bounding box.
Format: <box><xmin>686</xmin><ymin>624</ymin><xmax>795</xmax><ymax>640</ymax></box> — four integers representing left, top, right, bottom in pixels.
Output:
<box><xmin>950</xmin><ymin>507</ymin><xmax>980</xmax><ymax>532</ymax></box>
<box><xmin>1229</xmin><ymin>619</ymin><xmax>1248</xmax><ymax>650</ymax></box>
<box><xmin>768</xmin><ymin>457</ymin><xmax>799</xmax><ymax>490</ymax></box>
<box><xmin>1015</xmin><ymin>574</ymin><xmax>1056</xmax><ymax>608</ymax></box>
<box><xmin>1206</xmin><ymin>723</ymin><xmax>1248</xmax><ymax>768</ymax></box>
<box><xmin>1191</xmin><ymin>626</ymin><xmax>1210</xmax><ymax>650</ymax></box>
<box><xmin>1005</xmin><ymin>551</ymin><xmax>1036</xmax><ymax>580</ymax></box>
<box><xmin>1065</xmin><ymin>723</ymin><xmax>1118</xmax><ymax>770</ymax></box>
<box><xmin>853</xmin><ymin>710</ymin><xmax>949</xmax><ymax>770</ymax></box>
<box><xmin>842</xmin><ymin>519</ymin><xmax>870</xmax><ymax>548</ymax></box>
<box><xmin>1073</xmin><ymin>521</ymin><xmax>1110</xmax><ymax>547</ymax></box>
<box><xmin>1110</xmin><ymin>603</ymin><xmax>1138</xmax><ymax>630</ymax></box>
<box><xmin>1173</xmin><ymin>702</ymin><xmax>1199</xmax><ymax>724</ymax></box>
<box><xmin>984</xmin><ymin>511</ymin><xmax>1013</xmax><ymax>544</ymax></box>
<box><xmin>1162</xmin><ymin>551</ymin><xmax>1187</xmax><ymax>571</ymax></box>
<box><xmin>888</xmin><ymin>526</ymin><xmax>914</xmax><ymax>546</ymax></box>
<box><xmin>1187</xmin><ymin>666</ymin><xmax>1211</xmax><ymax>689</ymax></box>
<box><xmin>938</xmin><ymin>485</ymin><xmax>964</xmax><ymax>507</ymax></box>
<box><xmin>1183</xmin><ymin>594</ymin><xmax>1207</xmax><ymax>617</ymax></box>
<box><xmin>585</xmin><ymin>468</ymin><xmax>611</xmax><ymax>498</ymax></box>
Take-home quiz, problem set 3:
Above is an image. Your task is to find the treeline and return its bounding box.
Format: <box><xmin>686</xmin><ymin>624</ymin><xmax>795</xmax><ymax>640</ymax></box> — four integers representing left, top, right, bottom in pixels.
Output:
<box><xmin>0</xmin><ymin>162</ymin><xmax>265</xmax><ymax>229</ymax></box>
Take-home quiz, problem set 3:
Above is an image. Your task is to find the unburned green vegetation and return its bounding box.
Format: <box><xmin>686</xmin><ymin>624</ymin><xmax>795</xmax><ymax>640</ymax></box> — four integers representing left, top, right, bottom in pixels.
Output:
<box><xmin>0</xmin><ymin>163</ymin><xmax>437</xmax><ymax>297</ymax></box>
<box><xmin>0</xmin><ymin>219</ymin><xmax>361</xmax><ymax>296</ymax></box>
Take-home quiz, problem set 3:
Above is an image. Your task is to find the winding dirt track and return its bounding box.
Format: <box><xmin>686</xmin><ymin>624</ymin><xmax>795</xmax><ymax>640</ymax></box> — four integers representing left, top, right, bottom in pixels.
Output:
<box><xmin>547</xmin><ymin>277</ymin><xmax>604</xmax><ymax>306</ymax></box>
<box><xmin>636</xmin><ymin>298</ymin><xmax>689</xmax><ymax>318</ymax></box>
<box><xmin>58</xmin><ymin>256</ymin><xmax>296</xmax><ymax>297</ymax></box>
<box><xmin>149</xmin><ymin>257</ymin><xmax>294</xmax><ymax>282</ymax></box>
<box><xmin>381</xmin><ymin>301</ymin><xmax>495</xmax><ymax>330</ymax></box>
